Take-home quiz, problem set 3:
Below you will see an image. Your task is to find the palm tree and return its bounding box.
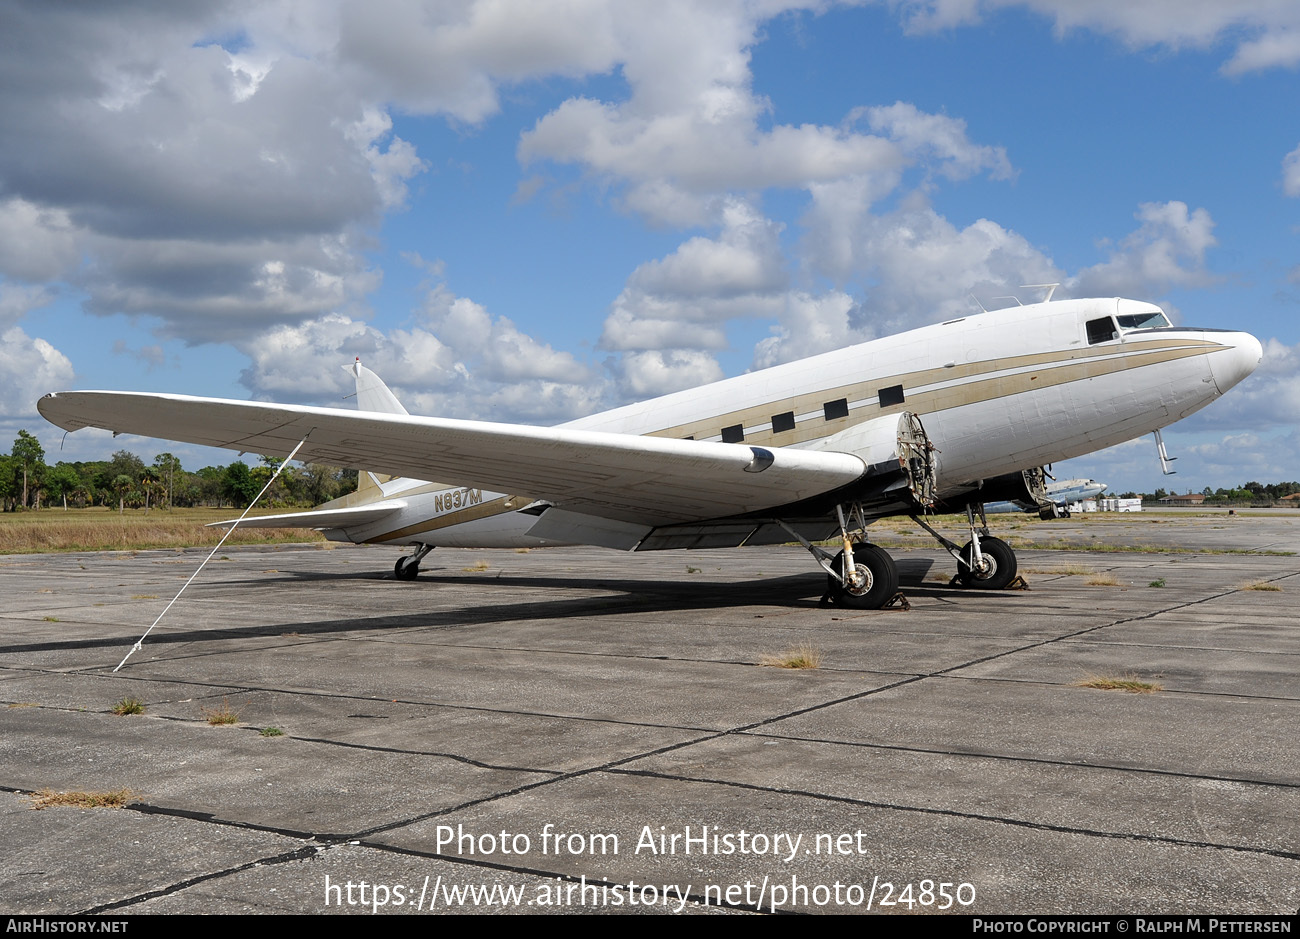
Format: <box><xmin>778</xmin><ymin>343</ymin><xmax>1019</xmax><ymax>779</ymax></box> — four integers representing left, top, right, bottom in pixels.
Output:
<box><xmin>112</xmin><ymin>475</ymin><xmax>132</xmax><ymax>515</ymax></box>
<box><xmin>140</xmin><ymin>467</ymin><xmax>162</xmax><ymax>514</ymax></box>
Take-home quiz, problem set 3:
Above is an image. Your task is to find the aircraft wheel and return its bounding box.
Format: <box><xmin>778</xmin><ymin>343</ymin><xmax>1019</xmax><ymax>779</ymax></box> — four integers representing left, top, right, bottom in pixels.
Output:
<box><xmin>957</xmin><ymin>536</ymin><xmax>1017</xmax><ymax>589</ymax></box>
<box><xmin>394</xmin><ymin>556</ymin><xmax>420</xmax><ymax>581</ymax></box>
<box><xmin>827</xmin><ymin>543</ymin><xmax>898</xmax><ymax>609</ymax></box>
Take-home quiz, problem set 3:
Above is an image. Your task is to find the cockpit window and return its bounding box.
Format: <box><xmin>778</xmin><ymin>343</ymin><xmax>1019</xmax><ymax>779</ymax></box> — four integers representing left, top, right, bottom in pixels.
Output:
<box><xmin>1086</xmin><ymin>317</ymin><xmax>1118</xmax><ymax>345</ymax></box>
<box><xmin>1116</xmin><ymin>311</ymin><xmax>1171</xmax><ymax>330</ymax></box>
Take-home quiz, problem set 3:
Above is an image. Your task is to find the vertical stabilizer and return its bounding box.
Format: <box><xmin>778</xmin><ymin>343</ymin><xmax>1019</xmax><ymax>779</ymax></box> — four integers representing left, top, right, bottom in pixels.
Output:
<box><xmin>348</xmin><ymin>359</ymin><xmax>411</xmax><ymax>498</ymax></box>
<box><xmin>351</xmin><ymin>358</ymin><xmax>409</xmax><ymax>416</ymax></box>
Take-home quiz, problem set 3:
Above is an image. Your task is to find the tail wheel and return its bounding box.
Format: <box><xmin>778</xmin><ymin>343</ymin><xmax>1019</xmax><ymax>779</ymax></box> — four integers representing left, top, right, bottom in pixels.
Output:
<box><xmin>827</xmin><ymin>543</ymin><xmax>899</xmax><ymax>609</ymax></box>
<box><xmin>957</xmin><ymin>536</ymin><xmax>1017</xmax><ymax>589</ymax></box>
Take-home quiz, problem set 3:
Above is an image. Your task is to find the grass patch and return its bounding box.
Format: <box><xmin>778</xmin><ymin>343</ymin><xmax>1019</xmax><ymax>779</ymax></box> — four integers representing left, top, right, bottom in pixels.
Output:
<box><xmin>1242</xmin><ymin>581</ymin><xmax>1282</xmax><ymax>591</ymax></box>
<box><xmin>1074</xmin><ymin>674</ymin><xmax>1163</xmax><ymax>694</ymax></box>
<box><xmin>111</xmin><ymin>696</ymin><xmax>145</xmax><ymax>716</ymax></box>
<box><xmin>131</xmin><ymin>594</ymin><xmax>158</xmax><ymax>600</ymax></box>
<box><xmin>1013</xmin><ymin>540</ymin><xmax>1294</xmax><ymax>557</ymax></box>
<box><xmin>0</xmin><ymin>507</ymin><xmax>328</xmax><ymax>555</ymax></box>
<box><xmin>759</xmin><ymin>644</ymin><xmax>823</xmax><ymax>669</ymax></box>
<box><xmin>1148</xmin><ymin>578</ymin><xmax>1166</xmax><ymax>588</ymax></box>
<box><xmin>28</xmin><ymin>788</ymin><xmax>133</xmax><ymax>810</ymax></box>
<box><xmin>42</xmin><ymin>616</ymin><xmax>59</xmax><ymax>622</ymax></box>
<box><xmin>1025</xmin><ymin>564</ymin><xmax>1092</xmax><ymax>576</ymax></box>
<box><xmin>7</xmin><ymin>702</ymin><xmax>39</xmax><ymax>709</ymax></box>
<box><xmin>200</xmin><ymin>697</ymin><xmax>241</xmax><ymax>725</ymax></box>
<box><xmin>461</xmin><ymin>559</ymin><xmax>490</xmax><ymax>572</ymax></box>
<box><xmin>259</xmin><ymin>726</ymin><xmax>285</xmax><ymax>737</ymax></box>
<box><xmin>1085</xmin><ymin>573</ymin><xmax>1120</xmax><ymax>586</ymax></box>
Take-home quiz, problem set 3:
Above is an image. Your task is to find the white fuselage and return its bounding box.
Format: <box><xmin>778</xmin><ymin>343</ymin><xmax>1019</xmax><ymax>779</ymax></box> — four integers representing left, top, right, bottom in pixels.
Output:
<box><xmin>332</xmin><ymin>297</ymin><xmax>1260</xmax><ymax>548</ymax></box>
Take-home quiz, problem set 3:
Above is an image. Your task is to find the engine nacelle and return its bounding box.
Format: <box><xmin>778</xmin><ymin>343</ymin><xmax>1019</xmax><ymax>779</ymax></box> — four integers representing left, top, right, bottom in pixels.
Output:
<box><xmin>813</xmin><ymin>411</ymin><xmax>938</xmax><ymax>509</ymax></box>
<box><xmin>931</xmin><ymin>466</ymin><xmax>1052</xmax><ymax>514</ymax></box>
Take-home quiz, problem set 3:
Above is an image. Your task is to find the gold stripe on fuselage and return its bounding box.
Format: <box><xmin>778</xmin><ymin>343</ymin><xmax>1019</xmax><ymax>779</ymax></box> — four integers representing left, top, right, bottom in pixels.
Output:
<box><xmin>645</xmin><ymin>338</ymin><xmax>1224</xmax><ymax>446</ymax></box>
<box><xmin>363</xmin><ymin>493</ymin><xmax>524</xmax><ymax>543</ymax></box>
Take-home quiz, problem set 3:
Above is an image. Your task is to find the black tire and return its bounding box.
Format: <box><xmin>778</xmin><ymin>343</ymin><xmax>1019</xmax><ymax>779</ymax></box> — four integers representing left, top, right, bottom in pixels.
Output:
<box><xmin>957</xmin><ymin>536</ymin><xmax>1017</xmax><ymax>589</ymax></box>
<box><xmin>394</xmin><ymin>556</ymin><xmax>420</xmax><ymax>581</ymax></box>
<box><xmin>827</xmin><ymin>543</ymin><xmax>899</xmax><ymax>609</ymax></box>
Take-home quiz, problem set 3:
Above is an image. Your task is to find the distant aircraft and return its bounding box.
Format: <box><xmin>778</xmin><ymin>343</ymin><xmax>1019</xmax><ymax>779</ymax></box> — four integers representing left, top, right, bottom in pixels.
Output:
<box><xmin>985</xmin><ymin>478</ymin><xmax>1108</xmax><ymax>516</ymax></box>
<box><xmin>39</xmin><ymin>296</ymin><xmax>1260</xmax><ymax>609</ymax></box>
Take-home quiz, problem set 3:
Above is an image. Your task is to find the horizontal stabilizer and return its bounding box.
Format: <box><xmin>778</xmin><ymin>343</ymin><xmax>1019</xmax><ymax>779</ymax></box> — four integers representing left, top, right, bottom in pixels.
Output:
<box><xmin>208</xmin><ymin>501</ymin><xmax>406</xmax><ymax>530</ymax></box>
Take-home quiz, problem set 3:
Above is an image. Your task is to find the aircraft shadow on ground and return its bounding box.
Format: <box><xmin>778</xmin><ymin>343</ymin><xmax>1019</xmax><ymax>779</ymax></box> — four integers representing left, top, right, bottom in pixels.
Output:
<box><xmin>2</xmin><ymin>558</ymin><xmax>1020</xmax><ymax>660</ymax></box>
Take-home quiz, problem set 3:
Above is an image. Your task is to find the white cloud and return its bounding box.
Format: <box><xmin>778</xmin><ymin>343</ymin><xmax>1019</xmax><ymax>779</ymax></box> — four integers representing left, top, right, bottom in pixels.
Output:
<box><xmin>237</xmin><ymin>312</ymin><xmax>462</xmax><ymax>402</ymax></box>
<box><xmin>334</xmin><ymin>0</ymin><xmax>623</xmax><ymax>122</ymax></box>
<box><xmin>602</xmin><ymin>199</ymin><xmax>788</xmax><ymax>353</ymax></box>
<box><xmin>801</xmin><ymin>196</ymin><xmax>1063</xmax><ymax>327</ymax></box>
<box><xmin>521</xmin><ymin>94</ymin><xmax>908</xmax><ymax>226</ymax></box>
<box><xmin>0</xmin><ymin>325</ymin><xmax>75</xmax><ymax>418</ymax></box>
<box><xmin>627</xmin><ymin>202</ymin><xmax>788</xmax><ymax>299</ymax></box>
<box><xmin>1222</xmin><ymin>29</ymin><xmax>1300</xmax><ymax>75</ymax></box>
<box><xmin>891</xmin><ymin>1</ymin><xmax>1300</xmax><ymax>73</ymax></box>
<box><xmin>516</xmin><ymin>4</ymin><xmax>925</xmax><ymax>226</ymax></box>
<box><xmin>0</xmin><ymin>200</ymin><xmax>81</xmax><ymax>284</ymax></box>
<box><xmin>0</xmin><ymin>281</ymin><xmax>71</xmax><ymax>419</ymax></box>
<box><xmin>344</xmin><ymin>108</ymin><xmax>428</xmax><ymax>209</ymax></box>
<box><xmin>1070</xmin><ymin>201</ymin><xmax>1216</xmax><ymax>298</ymax></box>
<box><xmin>0</xmin><ymin>282</ymin><xmax>55</xmax><ymax>329</ymax></box>
<box><xmin>753</xmin><ymin>291</ymin><xmax>866</xmax><ymax>369</ymax></box>
<box><xmin>1178</xmin><ymin>429</ymin><xmax>1300</xmax><ymax>485</ymax></box>
<box><xmin>418</xmin><ymin>284</ymin><xmax>593</xmax><ymax>385</ymax></box>
<box><xmin>78</xmin><ymin>234</ymin><xmax>382</xmax><ymax>344</ymax></box>
<box><xmin>238</xmin><ymin>282</ymin><xmax>604</xmax><ymax>424</ymax></box>
<box><xmin>1283</xmin><ymin>144</ymin><xmax>1300</xmax><ymax>198</ymax></box>
<box><xmin>864</xmin><ymin>102</ymin><xmax>1013</xmax><ymax>182</ymax></box>
<box><xmin>612</xmin><ymin>349</ymin><xmax>725</xmax><ymax>398</ymax></box>
<box><xmin>0</xmin><ymin>3</ymin><xmax>435</xmax><ymax>345</ymax></box>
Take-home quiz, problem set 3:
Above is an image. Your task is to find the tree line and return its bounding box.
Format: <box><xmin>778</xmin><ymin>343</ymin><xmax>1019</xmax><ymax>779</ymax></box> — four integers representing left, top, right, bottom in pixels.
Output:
<box><xmin>1114</xmin><ymin>481</ymin><xmax>1300</xmax><ymax>505</ymax></box>
<box><xmin>1</xmin><ymin>430</ymin><xmax>358</xmax><ymax>512</ymax></box>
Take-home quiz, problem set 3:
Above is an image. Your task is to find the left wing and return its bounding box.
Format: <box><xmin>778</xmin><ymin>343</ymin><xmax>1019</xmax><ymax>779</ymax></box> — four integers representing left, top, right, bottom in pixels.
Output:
<box><xmin>39</xmin><ymin>391</ymin><xmax>869</xmax><ymax>527</ymax></box>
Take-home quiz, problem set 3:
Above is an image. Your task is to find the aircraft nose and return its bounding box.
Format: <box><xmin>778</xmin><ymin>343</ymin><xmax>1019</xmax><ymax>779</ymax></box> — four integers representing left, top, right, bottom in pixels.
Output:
<box><xmin>1208</xmin><ymin>332</ymin><xmax>1263</xmax><ymax>395</ymax></box>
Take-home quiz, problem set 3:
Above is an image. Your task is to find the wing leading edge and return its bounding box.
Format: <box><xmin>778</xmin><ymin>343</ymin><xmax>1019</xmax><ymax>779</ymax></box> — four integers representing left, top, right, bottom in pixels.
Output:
<box><xmin>38</xmin><ymin>391</ymin><xmax>868</xmax><ymax>528</ymax></box>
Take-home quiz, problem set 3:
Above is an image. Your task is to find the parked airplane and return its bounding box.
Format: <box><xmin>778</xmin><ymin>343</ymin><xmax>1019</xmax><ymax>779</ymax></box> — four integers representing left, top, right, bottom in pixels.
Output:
<box><xmin>38</xmin><ymin>295</ymin><xmax>1260</xmax><ymax>609</ymax></box>
<box><xmin>985</xmin><ymin>477</ymin><xmax>1108</xmax><ymax>516</ymax></box>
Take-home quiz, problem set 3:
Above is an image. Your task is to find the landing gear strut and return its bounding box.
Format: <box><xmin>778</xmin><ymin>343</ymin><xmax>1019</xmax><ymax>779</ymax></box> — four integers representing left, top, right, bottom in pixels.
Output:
<box><xmin>778</xmin><ymin>503</ymin><xmax>901</xmax><ymax>610</ymax></box>
<box><xmin>394</xmin><ymin>543</ymin><xmax>433</xmax><ymax>581</ymax></box>
<box><xmin>911</xmin><ymin>503</ymin><xmax>1019</xmax><ymax>590</ymax></box>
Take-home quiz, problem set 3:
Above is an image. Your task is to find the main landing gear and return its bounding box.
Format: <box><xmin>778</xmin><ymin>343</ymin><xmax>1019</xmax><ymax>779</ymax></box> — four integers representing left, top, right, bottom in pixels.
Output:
<box><xmin>394</xmin><ymin>543</ymin><xmax>434</xmax><ymax>581</ymax></box>
<box><xmin>782</xmin><ymin>498</ymin><xmax>1023</xmax><ymax>610</ymax></box>
<box><xmin>911</xmin><ymin>503</ymin><xmax>1019</xmax><ymax>591</ymax></box>
<box><xmin>779</xmin><ymin>504</ymin><xmax>901</xmax><ymax>609</ymax></box>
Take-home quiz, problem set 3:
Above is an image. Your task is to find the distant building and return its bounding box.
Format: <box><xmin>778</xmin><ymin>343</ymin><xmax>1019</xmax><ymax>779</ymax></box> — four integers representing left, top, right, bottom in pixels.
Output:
<box><xmin>1159</xmin><ymin>492</ymin><xmax>1205</xmax><ymax>505</ymax></box>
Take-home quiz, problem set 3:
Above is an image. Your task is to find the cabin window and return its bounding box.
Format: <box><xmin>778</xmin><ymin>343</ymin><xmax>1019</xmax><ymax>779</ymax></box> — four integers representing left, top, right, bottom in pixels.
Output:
<box><xmin>878</xmin><ymin>384</ymin><xmax>905</xmax><ymax>407</ymax></box>
<box><xmin>823</xmin><ymin>398</ymin><xmax>849</xmax><ymax>420</ymax></box>
<box><xmin>1086</xmin><ymin>317</ymin><xmax>1118</xmax><ymax>345</ymax></box>
<box><xmin>771</xmin><ymin>411</ymin><xmax>796</xmax><ymax>433</ymax></box>
<box><xmin>721</xmin><ymin>424</ymin><xmax>745</xmax><ymax>443</ymax></box>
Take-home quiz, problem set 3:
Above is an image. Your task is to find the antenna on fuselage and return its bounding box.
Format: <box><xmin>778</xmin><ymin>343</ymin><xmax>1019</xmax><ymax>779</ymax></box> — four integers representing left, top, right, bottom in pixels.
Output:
<box><xmin>969</xmin><ymin>293</ymin><xmax>990</xmax><ymax>313</ymax></box>
<box><xmin>1021</xmin><ymin>283</ymin><xmax>1060</xmax><ymax>302</ymax></box>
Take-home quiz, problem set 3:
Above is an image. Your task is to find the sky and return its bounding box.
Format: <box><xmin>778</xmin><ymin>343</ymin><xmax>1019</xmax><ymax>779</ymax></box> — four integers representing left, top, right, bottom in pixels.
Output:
<box><xmin>2</xmin><ymin>0</ymin><xmax>1298</xmax><ymax>495</ymax></box>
